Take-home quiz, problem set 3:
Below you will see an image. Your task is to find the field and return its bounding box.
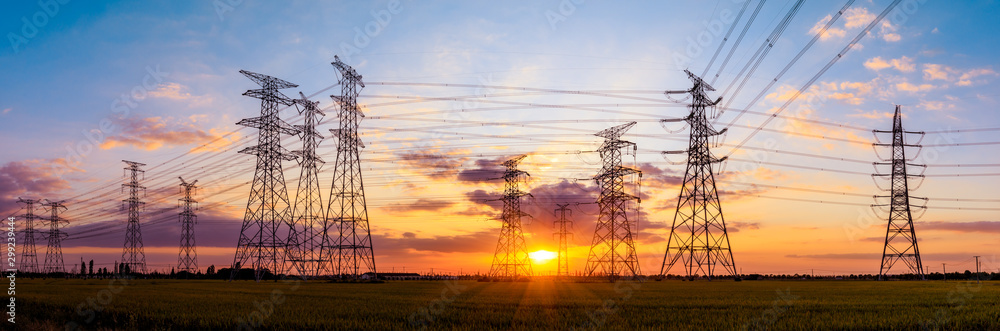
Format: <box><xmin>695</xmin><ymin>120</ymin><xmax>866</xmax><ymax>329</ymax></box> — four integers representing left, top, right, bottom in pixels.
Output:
<box><xmin>15</xmin><ymin>278</ymin><xmax>1000</xmax><ymax>330</ymax></box>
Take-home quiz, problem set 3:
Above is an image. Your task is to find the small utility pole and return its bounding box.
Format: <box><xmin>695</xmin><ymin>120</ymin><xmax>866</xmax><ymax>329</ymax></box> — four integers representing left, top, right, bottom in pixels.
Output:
<box><xmin>974</xmin><ymin>256</ymin><xmax>981</xmax><ymax>284</ymax></box>
<box><xmin>942</xmin><ymin>263</ymin><xmax>946</xmax><ymax>282</ymax></box>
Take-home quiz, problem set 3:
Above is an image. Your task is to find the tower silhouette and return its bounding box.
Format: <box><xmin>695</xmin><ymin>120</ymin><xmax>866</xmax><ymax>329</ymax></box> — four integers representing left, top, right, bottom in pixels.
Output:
<box><xmin>178</xmin><ymin>177</ymin><xmax>199</xmax><ymax>274</ymax></box>
<box><xmin>875</xmin><ymin>105</ymin><xmax>926</xmax><ymax>280</ymax></box>
<box><xmin>231</xmin><ymin>70</ymin><xmax>301</xmax><ymax>282</ymax></box>
<box><xmin>489</xmin><ymin>154</ymin><xmax>532</xmax><ymax>280</ymax></box>
<box><xmin>287</xmin><ymin>92</ymin><xmax>326</xmax><ymax>279</ymax></box>
<box><xmin>553</xmin><ymin>203</ymin><xmax>573</xmax><ymax>278</ymax></box>
<box><xmin>122</xmin><ymin>160</ymin><xmax>148</xmax><ymax>274</ymax></box>
<box><xmin>585</xmin><ymin>122</ymin><xmax>642</xmax><ymax>280</ymax></box>
<box><xmin>42</xmin><ymin>200</ymin><xmax>68</xmax><ymax>274</ymax></box>
<box><xmin>660</xmin><ymin>70</ymin><xmax>737</xmax><ymax>280</ymax></box>
<box><xmin>325</xmin><ymin>56</ymin><xmax>376</xmax><ymax>279</ymax></box>
<box><xmin>17</xmin><ymin>198</ymin><xmax>41</xmax><ymax>273</ymax></box>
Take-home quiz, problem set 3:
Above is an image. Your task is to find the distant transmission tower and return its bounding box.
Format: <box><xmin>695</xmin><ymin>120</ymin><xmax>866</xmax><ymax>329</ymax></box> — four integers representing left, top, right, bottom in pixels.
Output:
<box><xmin>178</xmin><ymin>177</ymin><xmax>199</xmax><ymax>274</ymax></box>
<box><xmin>17</xmin><ymin>198</ymin><xmax>41</xmax><ymax>273</ymax></box>
<box><xmin>585</xmin><ymin>122</ymin><xmax>642</xmax><ymax>280</ymax></box>
<box><xmin>231</xmin><ymin>70</ymin><xmax>301</xmax><ymax>282</ymax></box>
<box><xmin>554</xmin><ymin>203</ymin><xmax>573</xmax><ymax>278</ymax></box>
<box><xmin>324</xmin><ymin>56</ymin><xmax>376</xmax><ymax>279</ymax></box>
<box><xmin>660</xmin><ymin>70</ymin><xmax>737</xmax><ymax>280</ymax></box>
<box><xmin>42</xmin><ymin>200</ymin><xmax>68</xmax><ymax>274</ymax></box>
<box><xmin>122</xmin><ymin>160</ymin><xmax>148</xmax><ymax>275</ymax></box>
<box><xmin>489</xmin><ymin>154</ymin><xmax>532</xmax><ymax>280</ymax></box>
<box><xmin>875</xmin><ymin>105</ymin><xmax>926</xmax><ymax>280</ymax></box>
<box><xmin>287</xmin><ymin>92</ymin><xmax>327</xmax><ymax>279</ymax></box>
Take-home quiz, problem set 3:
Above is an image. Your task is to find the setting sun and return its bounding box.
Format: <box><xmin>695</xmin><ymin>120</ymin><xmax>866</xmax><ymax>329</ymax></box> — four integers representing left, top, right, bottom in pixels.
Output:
<box><xmin>529</xmin><ymin>250</ymin><xmax>558</xmax><ymax>264</ymax></box>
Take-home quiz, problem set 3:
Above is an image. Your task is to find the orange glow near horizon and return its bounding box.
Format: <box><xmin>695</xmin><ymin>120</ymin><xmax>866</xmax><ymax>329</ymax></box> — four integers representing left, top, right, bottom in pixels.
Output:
<box><xmin>529</xmin><ymin>250</ymin><xmax>558</xmax><ymax>265</ymax></box>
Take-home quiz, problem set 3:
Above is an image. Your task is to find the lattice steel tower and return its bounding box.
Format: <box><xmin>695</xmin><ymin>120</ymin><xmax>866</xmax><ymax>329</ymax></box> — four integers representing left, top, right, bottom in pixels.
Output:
<box><xmin>660</xmin><ymin>70</ymin><xmax>737</xmax><ymax>280</ymax></box>
<box><xmin>325</xmin><ymin>56</ymin><xmax>376</xmax><ymax>279</ymax></box>
<box><xmin>489</xmin><ymin>154</ymin><xmax>532</xmax><ymax>280</ymax></box>
<box><xmin>17</xmin><ymin>198</ymin><xmax>41</xmax><ymax>273</ymax></box>
<box><xmin>287</xmin><ymin>92</ymin><xmax>327</xmax><ymax>279</ymax></box>
<box><xmin>585</xmin><ymin>122</ymin><xmax>642</xmax><ymax>280</ymax></box>
<box><xmin>42</xmin><ymin>200</ymin><xmax>68</xmax><ymax>274</ymax></box>
<box><xmin>122</xmin><ymin>160</ymin><xmax>148</xmax><ymax>274</ymax></box>
<box><xmin>554</xmin><ymin>203</ymin><xmax>573</xmax><ymax>278</ymax></box>
<box><xmin>231</xmin><ymin>70</ymin><xmax>301</xmax><ymax>282</ymax></box>
<box><xmin>875</xmin><ymin>105</ymin><xmax>926</xmax><ymax>280</ymax></box>
<box><xmin>178</xmin><ymin>177</ymin><xmax>199</xmax><ymax>274</ymax></box>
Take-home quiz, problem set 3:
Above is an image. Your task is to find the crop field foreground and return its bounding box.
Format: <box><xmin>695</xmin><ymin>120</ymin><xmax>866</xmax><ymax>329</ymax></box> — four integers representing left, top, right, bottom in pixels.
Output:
<box><xmin>16</xmin><ymin>278</ymin><xmax>1000</xmax><ymax>330</ymax></box>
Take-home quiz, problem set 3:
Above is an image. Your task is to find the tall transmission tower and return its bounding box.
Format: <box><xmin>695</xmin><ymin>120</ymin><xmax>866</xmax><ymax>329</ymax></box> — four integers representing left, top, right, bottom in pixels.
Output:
<box><xmin>42</xmin><ymin>200</ymin><xmax>68</xmax><ymax>274</ymax></box>
<box><xmin>585</xmin><ymin>122</ymin><xmax>643</xmax><ymax>280</ymax></box>
<box><xmin>660</xmin><ymin>70</ymin><xmax>737</xmax><ymax>280</ymax></box>
<box><xmin>287</xmin><ymin>92</ymin><xmax>327</xmax><ymax>279</ymax></box>
<box><xmin>17</xmin><ymin>198</ymin><xmax>41</xmax><ymax>273</ymax></box>
<box><xmin>122</xmin><ymin>160</ymin><xmax>148</xmax><ymax>275</ymax></box>
<box><xmin>231</xmin><ymin>70</ymin><xmax>301</xmax><ymax>282</ymax></box>
<box><xmin>875</xmin><ymin>105</ymin><xmax>926</xmax><ymax>280</ymax></box>
<box><xmin>178</xmin><ymin>177</ymin><xmax>199</xmax><ymax>274</ymax></box>
<box><xmin>489</xmin><ymin>154</ymin><xmax>532</xmax><ymax>280</ymax></box>
<box><xmin>553</xmin><ymin>203</ymin><xmax>573</xmax><ymax>278</ymax></box>
<box><xmin>325</xmin><ymin>56</ymin><xmax>376</xmax><ymax>280</ymax></box>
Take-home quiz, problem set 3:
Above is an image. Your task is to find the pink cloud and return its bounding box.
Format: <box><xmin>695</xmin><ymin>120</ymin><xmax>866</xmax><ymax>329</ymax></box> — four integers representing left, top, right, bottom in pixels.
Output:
<box><xmin>99</xmin><ymin>116</ymin><xmax>228</xmax><ymax>151</ymax></box>
<box><xmin>921</xmin><ymin>221</ymin><xmax>1000</xmax><ymax>233</ymax></box>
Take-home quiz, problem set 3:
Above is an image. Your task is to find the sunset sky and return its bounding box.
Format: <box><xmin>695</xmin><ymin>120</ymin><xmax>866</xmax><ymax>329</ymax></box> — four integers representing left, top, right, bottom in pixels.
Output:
<box><xmin>1</xmin><ymin>0</ymin><xmax>998</xmax><ymax>276</ymax></box>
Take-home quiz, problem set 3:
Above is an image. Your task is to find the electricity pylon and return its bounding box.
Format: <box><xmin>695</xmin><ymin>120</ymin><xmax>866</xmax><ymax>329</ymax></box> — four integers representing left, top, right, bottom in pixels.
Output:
<box><xmin>554</xmin><ymin>204</ymin><xmax>573</xmax><ymax>278</ymax></box>
<box><xmin>875</xmin><ymin>105</ymin><xmax>926</xmax><ymax>280</ymax></box>
<box><xmin>178</xmin><ymin>177</ymin><xmax>199</xmax><ymax>274</ymax></box>
<box><xmin>122</xmin><ymin>160</ymin><xmax>147</xmax><ymax>275</ymax></box>
<box><xmin>287</xmin><ymin>92</ymin><xmax>326</xmax><ymax>279</ymax></box>
<box><xmin>42</xmin><ymin>200</ymin><xmax>68</xmax><ymax>274</ymax></box>
<box><xmin>585</xmin><ymin>122</ymin><xmax>642</xmax><ymax>280</ymax></box>
<box><xmin>489</xmin><ymin>154</ymin><xmax>532</xmax><ymax>280</ymax></box>
<box><xmin>17</xmin><ymin>198</ymin><xmax>41</xmax><ymax>273</ymax></box>
<box><xmin>661</xmin><ymin>70</ymin><xmax>737</xmax><ymax>280</ymax></box>
<box><xmin>325</xmin><ymin>56</ymin><xmax>376</xmax><ymax>279</ymax></box>
<box><xmin>231</xmin><ymin>70</ymin><xmax>301</xmax><ymax>282</ymax></box>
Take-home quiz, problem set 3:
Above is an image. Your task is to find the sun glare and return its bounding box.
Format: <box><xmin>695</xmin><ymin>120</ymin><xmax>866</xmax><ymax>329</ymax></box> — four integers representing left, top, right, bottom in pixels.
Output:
<box><xmin>528</xmin><ymin>250</ymin><xmax>558</xmax><ymax>264</ymax></box>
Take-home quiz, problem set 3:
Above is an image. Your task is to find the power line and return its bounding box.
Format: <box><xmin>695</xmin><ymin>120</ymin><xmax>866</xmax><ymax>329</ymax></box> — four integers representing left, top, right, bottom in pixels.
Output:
<box><xmin>723</xmin><ymin>0</ymin><xmax>905</xmax><ymax>158</ymax></box>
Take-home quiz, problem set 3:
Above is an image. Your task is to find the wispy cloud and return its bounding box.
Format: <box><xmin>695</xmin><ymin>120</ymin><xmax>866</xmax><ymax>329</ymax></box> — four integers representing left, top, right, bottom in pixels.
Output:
<box><xmin>381</xmin><ymin>198</ymin><xmax>456</xmax><ymax>214</ymax></box>
<box><xmin>847</xmin><ymin>110</ymin><xmax>894</xmax><ymax>119</ymax></box>
<box><xmin>397</xmin><ymin>150</ymin><xmax>470</xmax><ymax>180</ymax></box>
<box><xmin>376</xmin><ymin>230</ymin><xmax>497</xmax><ymax>254</ymax></box>
<box><xmin>896</xmin><ymin>81</ymin><xmax>936</xmax><ymax>93</ymax></box>
<box><xmin>728</xmin><ymin>221</ymin><xmax>761</xmax><ymax>232</ymax></box>
<box><xmin>956</xmin><ymin>68</ymin><xmax>998</xmax><ymax>86</ymax></box>
<box><xmin>0</xmin><ymin>158</ymin><xmax>82</xmax><ymax>215</ymax></box>
<box><xmin>880</xmin><ymin>21</ymin><xmax>901</xmax><ymax>42</ymax></box>
<box><xmin>923</xmin><ymin>64</ymin><xmax>953</xmax><ymax>81</ymax></box>
<box><xmin>921</xmin><ymin>221</ymin><xmax>1000</xmax><ymax>233</ymax></box>
<box><xmin>99</xmin><ymin>116</ymin><xmax>227</xmax><ymax>151</ymax></box>
<box><xmin>809</xmin><ymin>14</ymin><xmax>846</xmax><ymax>41</ymax></box>
<box><xmin>785</xmin><ymin>253</ymin><xmax>878</xmax><ymax>260</ymax></box>
<box><xmin>843</xmin><ymin>7</ymin><xmax>875</xmax><ymax>29</ymax></box>
<box><xmin>864</xmin><ymin>56</ymin><xmax>915</xmax><ymax>72</ymax></box>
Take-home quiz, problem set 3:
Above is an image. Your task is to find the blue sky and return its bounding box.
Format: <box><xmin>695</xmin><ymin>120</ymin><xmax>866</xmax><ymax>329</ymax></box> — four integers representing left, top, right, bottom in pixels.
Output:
<box><xmin>1</xmin><ymin>0</ymin><xmax>999</xmax><ymax>275</ymax></box>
